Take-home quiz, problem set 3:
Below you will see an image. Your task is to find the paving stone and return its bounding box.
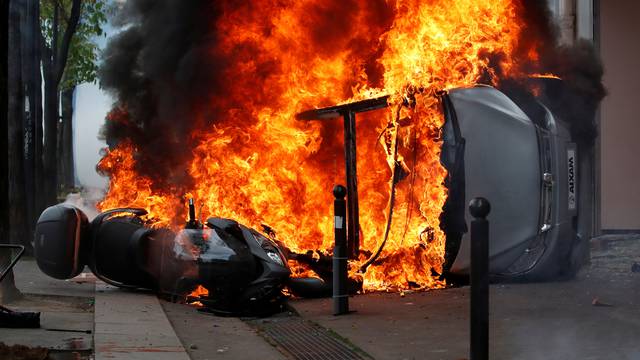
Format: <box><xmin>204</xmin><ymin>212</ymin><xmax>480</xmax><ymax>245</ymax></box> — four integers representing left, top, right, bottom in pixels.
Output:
<box><xmin>94</xmin><ymin>282</ymin><xmax>189</xmax><ymax>360</ymax></box>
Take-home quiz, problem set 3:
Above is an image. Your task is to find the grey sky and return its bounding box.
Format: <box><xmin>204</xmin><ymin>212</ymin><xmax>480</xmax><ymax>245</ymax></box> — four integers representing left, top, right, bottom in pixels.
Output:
<box><xmin>73</xmin><ymin>82</ymin><xmax>110</xmax><ymax>189</ymax></box>
<box><xmin>72</xmin><ymin>13</ymin><xmax>118</xmax><ymax>190</ymax></box>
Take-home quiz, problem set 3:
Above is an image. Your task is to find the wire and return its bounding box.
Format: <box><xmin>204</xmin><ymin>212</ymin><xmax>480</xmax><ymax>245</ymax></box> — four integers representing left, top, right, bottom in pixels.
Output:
<box><xmin>359</xmin><ymin>103</ymin><xmax>403</xmax><ymax>273</ymax></box>
<box><xmin>400</xmin><ymin>129</ymin><xmax>418</xmax><ymax>245</ymax></box>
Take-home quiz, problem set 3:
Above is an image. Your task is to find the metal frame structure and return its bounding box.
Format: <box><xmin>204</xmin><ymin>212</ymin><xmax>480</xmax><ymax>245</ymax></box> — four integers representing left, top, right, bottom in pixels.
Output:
<box><xmin>297</xmin><ymin>95</ymin><xmax>390</xmax><ymax>259</ymax></box>
<box><xmin>0</xmin><ymin>244</ymin><xmax>25</xmax><ymax>283</ymax></box>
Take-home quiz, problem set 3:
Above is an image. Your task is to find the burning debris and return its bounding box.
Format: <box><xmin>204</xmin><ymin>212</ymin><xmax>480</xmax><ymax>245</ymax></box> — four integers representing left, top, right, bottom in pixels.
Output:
<box><xmin>93</xmin><ymin>0</ymin><xmax>604</xmax><ymax>295</ymax></box>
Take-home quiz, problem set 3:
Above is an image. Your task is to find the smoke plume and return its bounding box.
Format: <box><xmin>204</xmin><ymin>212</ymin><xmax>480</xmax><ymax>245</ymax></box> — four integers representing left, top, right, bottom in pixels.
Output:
<box><xmin>99</xmin><ymin>0</ymin><xmax>224</xmax><ymax>190</ymax></box>
<box><xmin>507</xmin><ymin>0</ymin><xmax>606</xmax><ymax>145</ymax></box>
<box><xmin>99</xmin><ymin>0</ymin><xmax>605</xmax><ymax>183</ymax></box>
<box><xmin>99</xmin><ymin>0</ymin><xmax>395</xmax><ymax>193</ymax></box>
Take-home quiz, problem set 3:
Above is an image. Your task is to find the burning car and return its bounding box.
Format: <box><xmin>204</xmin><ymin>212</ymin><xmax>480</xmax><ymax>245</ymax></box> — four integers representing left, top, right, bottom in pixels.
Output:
<box><xmin>292</xmin><ymin>82</ymin><xmax>589</xmax><ymax>285</ymax></box>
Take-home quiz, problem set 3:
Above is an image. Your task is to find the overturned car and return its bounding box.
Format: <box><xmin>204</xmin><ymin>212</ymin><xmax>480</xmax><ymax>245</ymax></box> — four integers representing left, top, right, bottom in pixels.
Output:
<box><xmin>440</xmin><ymin>83</ymin><xmax>590</xmax><ymax>281</ymax></box>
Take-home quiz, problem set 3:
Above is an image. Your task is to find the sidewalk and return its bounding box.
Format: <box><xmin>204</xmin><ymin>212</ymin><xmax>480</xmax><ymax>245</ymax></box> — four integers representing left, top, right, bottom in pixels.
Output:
<box><xmin>289</xmin><ymin>235</ymin><xmax>640</xmax><ymax>360</ymax></box>
<box><xmin>2</xmin><ymin>235</ymin><xmax>639</xmax><ymax>360</ymax></box>
<box><xmin>1</xmin><ymin>259</ymin><xmax>94</xmax><ymax>358</ymax></box>
<box><xmin>1</xmin><ymin>259</ymin><xmax>285</xmax><ymax>360</ymax></box>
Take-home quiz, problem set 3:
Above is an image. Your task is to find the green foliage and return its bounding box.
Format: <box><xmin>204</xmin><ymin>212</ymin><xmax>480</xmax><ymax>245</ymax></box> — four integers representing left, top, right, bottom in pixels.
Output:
<box><xmin>40</xmin><ymin>0</ymin><xmax>114</xmax><ymax>89</ymax></box>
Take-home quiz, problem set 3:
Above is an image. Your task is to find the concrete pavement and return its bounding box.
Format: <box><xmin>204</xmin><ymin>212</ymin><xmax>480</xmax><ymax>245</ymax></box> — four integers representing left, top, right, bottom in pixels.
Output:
<box><xmin>160</xmin><ymin>300</ymin><xmax>285</xmax><ymax>360</ymax></box>
<box><xmin>2</xmin><ymin>234</ymin><xmax>639</xmax><ymax>359</ymax></box>
<box><xmin>2</xmin><ymin>259</ymin><xmax>284</xmax><ymax>360</ymax></box>
<box><xmin>0</xmin><ymin>259</ymin><xmax>94</xmax><ymax>357</ymax></box>
<box><xmin>289</xmin><ymin>235</ymin><xmax>640</xmax><ymax>360</ymax></box>
<box><xmin>94</xmin><ymin>282</ymin><xmax>190</xmax><ymax>360</ymax></box>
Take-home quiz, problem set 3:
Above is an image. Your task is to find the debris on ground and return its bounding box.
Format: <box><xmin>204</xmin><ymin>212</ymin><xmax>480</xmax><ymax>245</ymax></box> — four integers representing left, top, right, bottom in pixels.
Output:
<box><xmin>0</xmin><ymin>342</ymin><xmax>48</xmax><ymax>360</ymax></box>
<box><xmin>591</xmin><ymin>297</ymin><xmax>614</xmax><ymax>307</ymax></box>
<box><xmin>631</xmin><ymin>263</ymin><xmax>640</xmax><ymax>273</ymax></box>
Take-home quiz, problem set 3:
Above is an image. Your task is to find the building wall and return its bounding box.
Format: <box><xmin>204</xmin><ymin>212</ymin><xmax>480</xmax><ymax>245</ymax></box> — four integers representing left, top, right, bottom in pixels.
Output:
<box><xmin>599</xmin><ymin>1</ymin><xmax>640</xmax><ymax>230</ymax></box>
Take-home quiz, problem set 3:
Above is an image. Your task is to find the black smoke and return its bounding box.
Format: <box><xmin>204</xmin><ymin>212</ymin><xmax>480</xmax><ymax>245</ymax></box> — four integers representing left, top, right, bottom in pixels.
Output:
<box><xmin>99</xmin><ymin>0</ymin><xmax>606</xmax><ymax>193</ymax></box>
<box><xmin>98</xmin><ymin>0</ymin><xmax>394</xmax><ymax>191</ymax></box>
<box><xmin>99</xmin><ymin>0</ymin><xmax>223</xmax><ymax>190</ymax></box>
<box><xmin>542</xmin><ymin>41</ymin><xmax>606</xmax><ymax>145</ymax></box>
<box><xmin>503</xmin><ymin>0</ymin><xmax>606</xmax><ymax>146</ymax></box>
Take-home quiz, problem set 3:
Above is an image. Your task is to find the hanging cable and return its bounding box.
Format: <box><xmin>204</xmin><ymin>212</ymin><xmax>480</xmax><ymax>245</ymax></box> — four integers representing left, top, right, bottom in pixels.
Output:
<box><xmin>400</xmin><ymin>129</ymin><xmax>418</xmax><ymax>245</ymax></box>
<box><xmin>359</xmin><ymin>102</ymin><xmax>404</xmax><ymax>273</ymax></box>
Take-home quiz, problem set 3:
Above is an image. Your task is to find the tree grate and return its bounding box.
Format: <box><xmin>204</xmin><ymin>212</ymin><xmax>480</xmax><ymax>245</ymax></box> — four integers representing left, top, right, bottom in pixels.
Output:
<box><xmin>253</xmin><ymin>318</ymin><xmax>370</xmax><ymax>360</ymax></box>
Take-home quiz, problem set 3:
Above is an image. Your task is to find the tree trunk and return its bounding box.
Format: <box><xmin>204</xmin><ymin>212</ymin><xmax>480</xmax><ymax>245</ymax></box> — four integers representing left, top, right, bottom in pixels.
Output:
<box><xmin>43</xmin><ymin>68</ymin><xmax>59</xmax><ymax>204</ymax></box>
<box><xmin>1</xmin><ymin>0</ymin><xmax>12</xmax><ymax>303</ymax></box>
<box><xmin>40</xmin><ymin>0</ymin><xmax>81</xmax><ymax>206</ymax></box>
<box><xmin>33</xmin><ymin>73</ymin><xmax>44</xmax><ymax>213</ymax></box>
<box><xmin>8</xmin><ymin>0</ymin><xmax>28</xmax><ymax>249</ymax></box>
<box><xmin>57</xmin><ymin>90</ymin><xmax>63</xmax><ymax>187</ymax></box>
<box><xmin>19</xmin><ymin>0</ymin><xmax>34</xmax><ymax>251</ymax></box>
<box><xmin>34</xmin><ymin>55</ymin><xmax>44</xmax><ymax>216</ymax></box>
<box><xmin>2</xmin><ymin>0</ymin><xmax>25</xmax><ymax>303</ymax></box>
<box><xmin>59</xmin><ymin>86</ymin><xmax>75</xmax><ymax>190</ymax></box>
<box><xmin>42</xmin><ymin>2</ymin><xmax>59</xmax><ymax>206</ymax></box>
<box><xmin>32</xmin><ymin>0</ymin><xmax>43</xmax><ymax>218</ymax></box>
<box><xmin>23</xmin><ymin>0</ymin><xmax>41</xmax><ymax>230</ymax></box>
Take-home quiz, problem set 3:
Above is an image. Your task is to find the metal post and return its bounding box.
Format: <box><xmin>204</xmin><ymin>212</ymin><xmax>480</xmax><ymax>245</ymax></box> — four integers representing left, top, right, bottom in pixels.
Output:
<box><xmin>469</xmin><ymin>197</ymin><xmax>490</xmax><ymax>360</ymax></box>
<box><xmin>343</xmin><ymin>112</ymin><xmax>360</xmax><ymax>259</ymax></box>
<box><xmin>333</xmin><ymin>185</ymin><xmax>349</xmax><ymax>315</ymax></box>
<box><xmin>297</xmin><ymin>96</ymin><xmax>389</xmax><ymax>260</ymax></box>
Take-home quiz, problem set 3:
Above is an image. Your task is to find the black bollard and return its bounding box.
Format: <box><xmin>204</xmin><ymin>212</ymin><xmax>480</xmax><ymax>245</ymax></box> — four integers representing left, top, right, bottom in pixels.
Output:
<box><xmin>333</xmin><ymin>185</ymin><xmax>349</xmax><ymax>315</ymax></box>
<box><xmin>469</xmin><ymin>197</ymin><xmax>490</xmax><ymax>360</ymax></box>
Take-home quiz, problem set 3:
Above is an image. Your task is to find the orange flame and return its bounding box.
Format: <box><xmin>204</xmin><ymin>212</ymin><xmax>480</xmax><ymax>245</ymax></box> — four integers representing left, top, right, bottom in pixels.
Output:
<box><xmin>98</xmin><ymin>0</ymin><xmax>543</xmax><ymax>291</ymax></box>
<box><xmin>189</xmin><ymin>285</ymin><xmax>209</xmax><ymax>298</ymax></box>
<box><xmin>530</xmin><ymin>73</ymin><xmax>562</xmax><ymax>80</ymax></box>
<box><xmin>186</xmin><ymin>285</ymin><xmax>209</xmax><ymax>306</ymax></box>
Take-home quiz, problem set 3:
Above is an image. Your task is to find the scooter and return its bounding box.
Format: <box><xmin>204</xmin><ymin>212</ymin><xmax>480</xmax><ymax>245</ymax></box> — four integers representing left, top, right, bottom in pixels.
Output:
<box><xmin>33</xmin><ymin>200</ymin><xmax>291</xmax><ymax>316</ymax></box>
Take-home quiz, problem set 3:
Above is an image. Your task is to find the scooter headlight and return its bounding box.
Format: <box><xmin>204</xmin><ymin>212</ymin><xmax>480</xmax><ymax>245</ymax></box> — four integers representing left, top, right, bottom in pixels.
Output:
<box><xmin>266</xmin><ymin>250</ymin><xmax>284</xmax><ymax>266</ymax></box>
<box><xmin>251</xmin><ymin>230</ymin><xmax>287</xmax><ymax>266</ymax></box>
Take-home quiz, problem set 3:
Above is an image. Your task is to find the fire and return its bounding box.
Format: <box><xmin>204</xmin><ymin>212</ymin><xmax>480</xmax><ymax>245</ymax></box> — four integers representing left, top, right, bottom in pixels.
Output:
<box><xmin>186</xmin><ymin>285</ymin><xmax>209</xmax><ymax>307</ymax></box>
<box><xmin>189</xmin><ymin>285</ymin><xmax>209</xmax><ymax>298</ymax></box>
<box><xmin>97</xmin><ymin>140</ymin><xmax>182</xmax><ymax>227</ymax></box>
<box><xmin>530</xmin><ymin>73</ymin><xmax>562</xmax><ymax>80</ymax></box>
<box><xmin>98</xmin><ymin>0</ymin><xmax>546</xmax><ymax>291</ymax></box>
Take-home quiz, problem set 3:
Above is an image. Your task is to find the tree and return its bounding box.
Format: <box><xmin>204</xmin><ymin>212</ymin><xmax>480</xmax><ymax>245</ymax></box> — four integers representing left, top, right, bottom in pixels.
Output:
<box><xmin>2</xmin><ymin>0</ymin><xmax>25</xmax><ymax>303</ymax></box>
<box><xmin>55</xmin><ymin>0</ymin><xmax>108</xmax><ymax>191</ymax></box>
<box><xmin>1</xmin><ymin>0</ymin><xmax>11</xmax><ymax>302</ymax></box>
<box><xmin>39</xmin><ymin>0</ymin><xmax>109</xmax><ymax>203</ymax></box>
<box><xmin>1</xmin><ymin>0</ymin><xmax>109</xmax><ymax>301</ymax></box>
<box><xmin>23</xmin><ymin>0</ymin><xmax>43</xmax><ymax>230</ymax></box>
<box><xmin>1</xmin><ymin>0</ymin><xmax>109</xmax><ymax>265</ymax></box>
<box><xmin>59</xmin><ymin>86</ymin><xmax>74</xmax><ymax>189</ymax></box>
<box><xmin>39</xmin><ymin>0</ymin><xmax>82</xmax><ymax>205</ymax></box>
